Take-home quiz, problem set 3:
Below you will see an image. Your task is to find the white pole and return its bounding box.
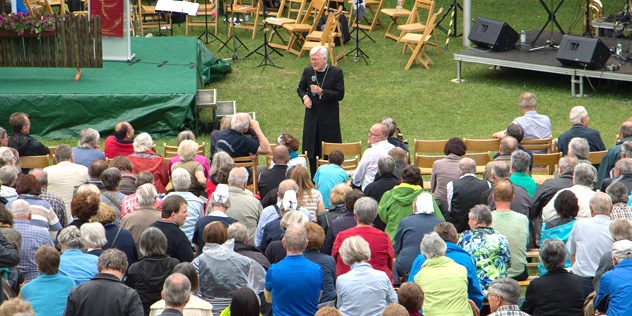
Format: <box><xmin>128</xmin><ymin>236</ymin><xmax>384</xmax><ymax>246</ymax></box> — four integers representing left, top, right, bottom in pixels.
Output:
<box><xmin>463</xmin><ymin>0</ymin><xmax>472</xmax><ymax>47</ymax></box>
<box><xmin>11</xmin><ymin>0</ymin><xmax>16</xmax><ymax>13</ymax></box>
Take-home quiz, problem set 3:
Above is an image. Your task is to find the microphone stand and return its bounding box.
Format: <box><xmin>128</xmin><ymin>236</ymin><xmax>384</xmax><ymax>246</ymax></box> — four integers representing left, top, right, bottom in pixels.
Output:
<box><xmin>219</xmin><ymin>0</ymin><xmax>250</xmax><ymax>67</ymax></box>
<box><xmin>346</xmin><ymin>0</ymin><xmax>369</xmax><ymax>64</ymax></box>
<box><xmin>246</xmin><ymin>0</ymin><xmax>283</xmax><ymax>73</ymax></box>
<box><xmin>198</xmin><ymin>0</ymin><xmax>227</xmax><ymax>45</ymax></box>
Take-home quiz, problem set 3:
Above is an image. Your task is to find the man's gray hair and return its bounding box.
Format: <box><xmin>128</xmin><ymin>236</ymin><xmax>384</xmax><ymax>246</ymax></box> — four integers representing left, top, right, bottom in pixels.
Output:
<box><xmin>310</xmin><ymin>45</ymin><xmax>328</xmax><ymax>60</ymax></box>
<box><xmin>568</xmin><ymin>137</ymin><xmax>589</xmax><ymax>160</ymax></box>
<box><xmin>519</xmin><ymin>92</ymin><xmax>537</xmax><ymax>109</ymax></box>
<box><xmin>378</xmin><ymin>155</ymin><xmax>396</xmax><ymax>175</ymax></box>
<box><xmin>81</xmin><ymin>222</ymin><xmax>107</xmax><ymax>248</ymax></box>
<box><xmin>500</xmin><ymin>136</ymin><xmax>518</xmax><ymax>155</ymax></box>
<box><xmin>511</xmin><ymin>150</ymin><xmax>530</xmax><ymax>173</ymax></box>
<box><xmin>569</xmin><ymin>106</ymin><xmax>588</xmax><ymax>125</ymax></box>
<box><xmin>138</xmin><ymin>227</ymin><xmax>168</xmax><ymax>257</ymax></box>
<box><xmin>172</xmin><ymin>168</ymin><xmax>192</xmax><ymax>192</ymax></box>
<box><xmin>607</xmin><ymin>182</ymin><xmax>630</xmax><ymax>204</ymax></box>
<box><xmin>97</xmin><ymin>248</ymin><xmax>128</xmax><ymax>273</ymax></box>
<box><xmin>590</xmin><ymin>192</ymin><xmax>612</xmax><ymax>215</ymax></box>
<box><xmin>539</xmin><ymin>238</ymin><xmax>567</xmax><ymax>271</ymax></box>
<box><xmin>228</xmin><ymin>222</ymin><xmax>248</xmax><ymax>243</ymax></box>
<box><xmin>55</xmin><ymin>144</ymin><xmax>73</xmax><ymax>162</ymax></box>
<box><xmin>30</xmin><ymin>168</ymin><xmax>48</xmax><ymax>186</ymax></box>
<box><xmin>0</xmin><ymin>165</ymin><xmax>18</xmax><ymax>185</ymax></box>
<box><xmin>492</xmin><ymin>161</ymin><xmax>511</xmax><ymax>179</ymax></box>
<box><xmin>283</xmin><ymin>223</ymin><xmax>307</xmax><ymax>252</ymax></box>
<box><xmin>420</xmin><ymin>232</ymin><xmax>447</xmax><ymax>259</ymax></box>
<box><xmin>558</xmin><ymin>157</ymin><xmax>577</xmax><ymax>175</ymax></box>
<box><xmin>622</xmin><ymin>141</ymin><xmax>632</xmax><ymax>158</ymax></box>
<box><xmin>489</xmin><ymin>278</ymin><xmax>521</xmax><ymax>305</ymax></box>
<box><xmin>163</xmin><ymin>273</ymin><xmax>191</xmax><ymax>307</ymax></box>
<box><xmin>354</xmin><ymin>197</ymin><xmax>378</xmax><ymax>225</ymax></box>
<box><xmin>228</xmin><ymin>167</ymin><xmax>248</xmax><ymax>187</ymax></box>
<box><xmin>58</xmin><ymin>226</ymin><xmax>85</xmax><ymax>249</ymax></box>
<box><xmin>101</xmin><ymin>167</ymin><xmax>122</xmax><ymax>191</ymax></box>
<box><xmin>178</xmin><ymin>140</ymin><xmax>199</xmax><ymax>162</ymax></box>
<box><xmin>610</xmin><ymin>218</ymin><xmax>632</xmax><ymax>241</ymax></box>
<box><xmin>0</xmin><ymin>147</ymin><xmax>13</xmax><ymax>165</ymax></box>
<box><xmin>380</xmin><ymin>117</ymin><xmax>397</xmax><ymax>136</ymax></box>
<box><xmin>615</xmin><ymin>158</ymin><xmax>632</xmax><ymax>175</ymax></box>
<box><xmin>9</xmin><ymin>199</ymin><xmax>30</xmax><ymax>218</ymax></box>
<box><xmin>468</xmin><ymin>204</ymin><xmax>492</xmax><ymax>226</ymax></box>
<box><xmin>230</xmin><ymin>113</ymin><xmax>251</xmax><ymax>132</ymax></box>
<box><xmin>133</xmin><ymin>132</ymin><xmax>154</xmax><ymax>152</ymax></box>
<box><xmin>136</xmin><ymin>183</ymin><xmax>157</xmax><ymax>206</ymax></box>
<box><xmin>340</xmin><ymin>235</ymin><xmax>371</xmax><ymax>266</ymax></box>
<box><xmin>573</xmin><ymin>163</ymin><xmax>597</xmax><ymax>187</ymax></box>
<box><xmin>458</xmin><ymin>157</ymin><xmax>477</xmax><ymax>175</ymax></box>
<box><xmin>77</xmin><ymin>128</ymin><xmax>100</xmax><ymax>149</ymax></box>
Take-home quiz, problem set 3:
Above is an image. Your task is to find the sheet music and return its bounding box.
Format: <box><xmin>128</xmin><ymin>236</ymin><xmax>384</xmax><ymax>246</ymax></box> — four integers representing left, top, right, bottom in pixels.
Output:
<box><xmin>155</xmin><ymin>0</ymin><xmax>200</xmax><ymax>16</ymax></box>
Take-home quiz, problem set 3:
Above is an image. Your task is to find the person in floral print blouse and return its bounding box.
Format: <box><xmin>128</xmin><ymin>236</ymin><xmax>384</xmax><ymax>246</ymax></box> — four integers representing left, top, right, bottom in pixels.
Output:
<box><xmin>458</xmin><ymin>205</ymin><xmax>510</xmax><ymax>297</ymax></box>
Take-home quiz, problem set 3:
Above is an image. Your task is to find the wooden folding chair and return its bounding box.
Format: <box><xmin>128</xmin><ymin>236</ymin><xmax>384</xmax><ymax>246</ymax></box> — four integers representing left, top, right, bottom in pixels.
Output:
<box><xmin>283</xmin><ymin>0</ymin><xmax>327</xmax><ymax>55</ymax></box>
<box><xmin>23</xmin><ymin>0</ymin><xmax>51</xmax><ymax>14</ymax></box>
<box><xmin>300</xmin><ymin>7</ymin><xmax>345</xmax><ymax>65</ymax></box>
<box><xmin>266</xmin><ymin>0</ymin><xmax>307</xmax><ymax>51</ymax></box>
<box><xmin>397</xmin><ymin>0</ymin><xmax>439</xmax><ymax>55</ymax></box>
<box><xmin>347</xmin><ymin>0</ymin><xmax>386</xmax><ymax>32</ymax></box>
<box><xmin>464</xmin><ymin>138</ymin><xmax>500</xmax><ymax>153</ymax></box>
<box><xmin>414</xmin><ymin>154</ymin><xmax>442</xmax><ymax>175</ymax></box>
<box><xmin>380</xmin><ymin>0</ymin><xmax>411</xmax><ymax>40</ymax></box>
<box><xmin>412</xmin><ymin>139</ymin><xmax>448</xmax><ymax>155</ymax></box>
<box><xmin>163</xmin><ymin>142</ymin><xmax>206</xmax><ymax>158</ymax></box>
<box><xmin>305</xmin><ymin>7</ymin><xmax>347</xmax><ymax>64</ymax></box>
<box><xmin>399</xmin><ymin>7</ymin><xmax>441</xmax><ymax>70</ymax></box>
<box><xmin>532</xmin><ymin>152</ymin><xmax>561</xmax><ymax>175</ymax></box>
<box><xmin>463</xmin><ymin>151</ymin><xmax>490</xmax><ymax>174</ymax></box>
<box><xmin>138</xmin><ymin>0</ymin><xmax>167</xmax><ymax>36</ymax></box>
<box><xmin>186</xmin><ymin>0</ymin><xmax>219</xmax><ymax>35</ymax></box>
<box><xmin>233</xmin><ymin>156</ymin><xmax>259</xmax><ymax>194</ymax></box>
<box><xmin>316</xmin><ymin>141</ymin><xmax>362</xmax><ymax>173</ymax></box>
<box><xmin>19</xmin><ymin>155</ymin><xmax>50</xmax><ymax>169</ymax></box>
<box><xmin>37</xmin><ymin>0</ymin><xmax>61</xmax><ymax>14</ymax></box>
<box><xmin>521</xmin><ymin>137</ymin><xmax>552</xmax><ymax>153</ymax></box>
<box><xmin>226</xmin><ymin>0</ymin><xmax>262</xmax><ymax>40</ymax></box>
<box><xmin>588</xmin><ymin>150</ymin><xmax>607</xmax><ymax>165</ymax></box>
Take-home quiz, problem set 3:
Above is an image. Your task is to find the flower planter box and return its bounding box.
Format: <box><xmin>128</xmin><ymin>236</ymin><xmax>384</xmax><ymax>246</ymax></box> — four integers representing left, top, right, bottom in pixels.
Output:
<box><xmin>0</xmin><ymin>29</ymin><xmax>55</xmax><ymax>38</ymax></box>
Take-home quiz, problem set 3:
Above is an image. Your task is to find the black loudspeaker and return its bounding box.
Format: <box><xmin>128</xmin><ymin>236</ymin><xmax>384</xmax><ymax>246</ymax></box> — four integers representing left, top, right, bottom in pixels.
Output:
<box><xmin>555</xmin><ymin>35</ymin><xmax>611</xmax><ymax>70</ymax></box>
<box><xmin>468</xmin><ymin>17</ymin><xmax>520</xmax><ymax>52</ymax></box>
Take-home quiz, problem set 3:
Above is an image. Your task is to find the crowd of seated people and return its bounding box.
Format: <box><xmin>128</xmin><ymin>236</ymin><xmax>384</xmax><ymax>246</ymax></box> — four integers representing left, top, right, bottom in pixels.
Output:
<box><xmin>3</xmin><ymin>104</ymin><xmax>632</xmax><ymax>316</ymax></box>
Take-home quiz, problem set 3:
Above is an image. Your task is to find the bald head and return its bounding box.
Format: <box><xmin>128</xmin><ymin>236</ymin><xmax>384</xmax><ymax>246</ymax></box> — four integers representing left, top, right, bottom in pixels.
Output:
<box><xmin>114</xmin><ymin>121</ymin><xmax>133</xmax><ymax>140</ymax></box>
<box><xmin>500</xmin><ymin>136</ymin><xmax>518</xmax><ymax>155</ymax></box>
<box><xmin>620</xmin><ymin>121</ymin><xmax>632</xmax><ymax>139</ymax></box>
<box><xmin>273</xmin><ymin>145</ymin><xmax>290</xmax><ymax>164</ymax></box>
<box><xmin>369</xmin><ymin>123</ymin><xmax>389</xmax><ymax>145</ymax></box>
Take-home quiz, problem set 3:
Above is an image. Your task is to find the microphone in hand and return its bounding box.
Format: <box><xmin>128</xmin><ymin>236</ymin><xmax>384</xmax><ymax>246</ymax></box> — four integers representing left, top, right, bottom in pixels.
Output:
<box><xmin>311</xmin><ymin>75</ymin><xmax>317</xmax><ymax>96</ymax></box>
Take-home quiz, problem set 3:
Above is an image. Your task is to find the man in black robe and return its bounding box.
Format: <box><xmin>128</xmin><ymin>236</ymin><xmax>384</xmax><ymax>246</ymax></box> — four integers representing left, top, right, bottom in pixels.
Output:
<box><xmin>297</xmin><ymin>45</ymin><xmax>345</xmax><ymax>177</ymax></box>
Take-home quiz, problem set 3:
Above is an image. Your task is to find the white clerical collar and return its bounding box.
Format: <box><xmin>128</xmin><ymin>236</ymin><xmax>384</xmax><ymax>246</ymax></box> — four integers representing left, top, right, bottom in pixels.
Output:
<box><xmin>316</xmin><ymin>65</ymin><xmax>328</xmax><ymax>72</ymax></box>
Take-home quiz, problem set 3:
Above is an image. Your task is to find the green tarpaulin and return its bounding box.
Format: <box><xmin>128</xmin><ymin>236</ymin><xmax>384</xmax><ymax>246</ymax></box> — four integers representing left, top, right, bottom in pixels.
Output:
<box><xmin>0</xmin><ymin>36</ymin><xmax>231</xmax><ymax>139</ymax></box>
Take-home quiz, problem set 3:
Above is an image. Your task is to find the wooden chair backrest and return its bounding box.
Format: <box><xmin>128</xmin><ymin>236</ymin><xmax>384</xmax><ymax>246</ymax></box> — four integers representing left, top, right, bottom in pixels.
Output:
<box><xmin>463</xmin><ymin>151</ymin><xmax>490</xmax><ymax>166</ymax></box>
<box><xmin>299</xmin><ymin>0</ymin><xmax>326</xmax><ymax>25</ymax></box>
<box><xmin>19</xmin><ymin>154</ymin><xmax>50</xmax><ymax>169</ymax></box>
<box><xmin>277</xmin><ymin>0</ymin><xmax>307</xmax><ymax>20</ymax></box>
<box><xmin>319</xmin><ymin>10</ymin><xmax>337</xmax><ymax>45</ymax></box>
<box><xmin>413</xmin><ymin>139</ymin><xmax>447</xmax><ymax>154</ymax></box>
<box><xmin>521</xmin><ymin>137</ymin><xmax>552</xmax><ymax>152</ymax></box>
<box><xmin>318</xmin><ymin>141</ymin><xmax>362</xmax><ymax>171</ymax></box>
<box><xmin>420</xmin><ymin>7</ymin><xmax>440</xmax><ymax>38</ymax></box>
<box><xmin>464</xmin><ymin>138</ymin><xmax>500</xmax><ymax>153</ymax></box>
<box><xmin>414</xmin><ymin>154</ymin><xmax>442</xmax><ymax>169</ymax></box>
<box><xmin>532</xmin><ymin>152</ymin><xmax>561</xmax><ymax>175</ymax></box>
<box><xmin>588</xmin><ymin>150</ymin><xmax>608</xmax><ymax>165</ymax></box>
<box><xmin>405</xmin><ymin>0</ymin><xmax>434</xmax><ymax>25</ymax></box>
<box><xmin>163</xmin><ymin>142</ymin><xmax>206</xmax><ymax>158</ymax></box>
<box><xmin>232</xmin><ymin>156</ymin><xmax>259</xmax><ymax>194</ymax></box>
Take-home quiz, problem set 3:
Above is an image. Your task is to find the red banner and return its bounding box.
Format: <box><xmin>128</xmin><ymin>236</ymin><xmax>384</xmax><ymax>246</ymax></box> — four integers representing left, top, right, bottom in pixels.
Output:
<box><xmin>91</xmin><ymin>0</ymin><xmax>124</xmax><ymax>37</ymax></box>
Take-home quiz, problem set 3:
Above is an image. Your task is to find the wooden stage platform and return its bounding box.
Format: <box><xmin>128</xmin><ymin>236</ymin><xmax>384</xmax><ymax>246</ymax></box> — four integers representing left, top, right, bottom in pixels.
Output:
<box><xmin>454</xmin><ymin>30</ymin><xmax>632</xmax><ymax>97</ymax></box>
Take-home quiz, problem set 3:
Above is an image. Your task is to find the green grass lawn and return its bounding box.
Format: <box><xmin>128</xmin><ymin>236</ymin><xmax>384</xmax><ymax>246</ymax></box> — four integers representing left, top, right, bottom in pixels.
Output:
<box><xmin>41</xmin><ymin>0</ymin><xmax>631</xmax><ymax>153</ymax></box>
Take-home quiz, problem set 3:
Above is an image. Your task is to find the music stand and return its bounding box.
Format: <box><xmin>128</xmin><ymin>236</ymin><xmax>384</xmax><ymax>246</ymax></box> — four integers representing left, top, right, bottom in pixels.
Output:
<box><xmin>220</xmin><ymin>0</ymin><xmax>250</xmax><ymax>67</ymax></box>
<box><xmin>156</xmin><ymin>0</ymin><xmax>200</xmax><ymax>36</ymax></box>
<box><xmin>531</xmin><ymin>0</ymin><xmax>565</xmax><ymax>47</ymax></box>
<box><xmin>245</xmin><ymin>0</ymin><xmax>283</xmax><ymax>73</ymax></box>
<box><xmin>346</xmin><ymin>0</ymin><xmax>369</xmax><ymax>64</ymax></box>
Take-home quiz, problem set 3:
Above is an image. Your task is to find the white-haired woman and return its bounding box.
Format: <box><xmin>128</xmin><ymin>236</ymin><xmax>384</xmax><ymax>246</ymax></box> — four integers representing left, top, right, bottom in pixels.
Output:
<box><xmin>336</xmin><ymin>236</ymin><xmax>398</xmax><ymax>316</ymax></box>
<box><xmin>58</xmin><ymin>226</ymin><xmax>99</xmax><ymax>285</ymax></box>
<box><xmin>81</xmin><ymin>222</ymin><xmax>107</xmax><ymax>257</ymax></box>
<box><xmin>169</xmin><ymin>130</ymin><xmax>211</xmax><ymax>178</ymax></box>
<box><xmin>127</xmin><ymin>132</ymin><xmax>169</xmax><ymax>193</ymax></box>
<box><xmin>73</xmin><ymin>128</ymin><xmax>106</xmax><ymax>169</ymax></box>
<box><xmin>171</xmin><ymin>140</ymin><xmax>207</xmax><ymax>195</ymax></box>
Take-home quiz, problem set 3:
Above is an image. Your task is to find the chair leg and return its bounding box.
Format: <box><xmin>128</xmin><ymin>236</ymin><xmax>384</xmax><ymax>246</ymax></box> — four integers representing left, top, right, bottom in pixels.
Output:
<box><xmin>433</xmin><ymin>30</ymin><xmax>440</xmax><ymax>55</ymax></box>
<box><xmin>251</xmin><ymin>10</ymin><xmax>259</xmax><ymax>39</ymax></box>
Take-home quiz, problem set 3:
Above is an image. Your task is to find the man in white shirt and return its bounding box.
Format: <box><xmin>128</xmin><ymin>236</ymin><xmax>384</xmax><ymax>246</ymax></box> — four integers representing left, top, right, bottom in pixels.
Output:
<box><xmin>542</xmin><ymin>163</ymin><xmax>597</xmax><ymax>222</ymax></box>
<box><xmin>492</xmin><ymin>92</ymin><xmax>552</xmax><ymax>142</ymax></box>
<box><xmin>43</xmin><ymin>144</ymin><xmax>90</xmax><ymax>223</ymax></box>
<box><xmin>352</xmin><ymin>123</ymin><xmax>394</xmax><ymax>190</ymax></box>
